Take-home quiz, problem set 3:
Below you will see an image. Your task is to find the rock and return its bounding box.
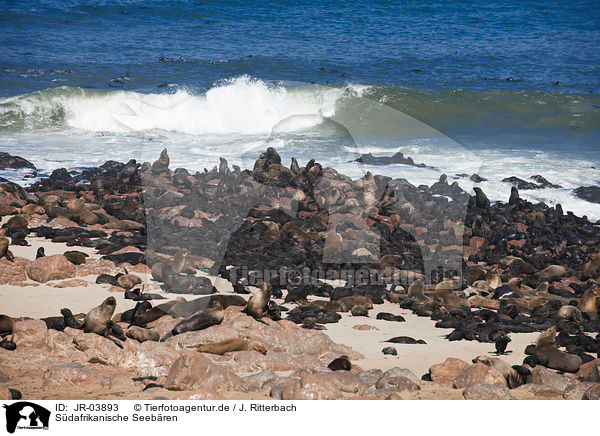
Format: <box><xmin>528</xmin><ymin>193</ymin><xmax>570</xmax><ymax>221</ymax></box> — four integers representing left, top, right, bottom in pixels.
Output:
<box><xmin>326</xmin><ymin>371</ymin><xmax>371</xmax><ymax>394</ymax></box>
<box><xmin>352</xmin><ymin>324</ymin><xmax>378</xmax><ymax>331</ymax></box>
<box><xmin>354</xmin><ymin>152</ymin><xmax>428</xmax><ymax>168</ymax></box>
<box><xmin>52</xmin><ymin>279</ymin><xmax>89</xmax><ymax>288</ymax></box>
<box><xmin>224</xmin><ymin>314</ymin><xmax>362</xmax><ymax>359</ymax></box>
<box><xmin>176</xmin><ymin>389</ymin><xmax>225</xmax><ymax>400</ymax></box>
<box><xmin>0</xmin><ymin>152</ymin><xmax>35</xmax><ymax>169</ymax></box>
<box><xmin>429</xmin><ymin>357</ymin><xmax>470</xmax><ymax>386</ymax></box>
<box><xmin>281</xmin><ymin>374</ymin><xmax>344</xmax><ymax>400</ymax></box>
<box><xmin>0</xmin><ymin>386</ymin><xmax>12</xmax><ymax>400</ymax></box>
<box><xmin>118</xmin><ymin>341</ymin><xmax>180</xmax><ymax>377</ymax></box>
<box><xmin>563</xmin><ymin>382</ymin><xmax>599</xmax><ymax>400</ymax></box>
<box><xmin>0</xmin><ymin>257</ymin><xmax>29</xmax><ymax>285</ymax></box>
<box><xmin>510</xmin><ymin>384</ymin><xmax>563</xmax><ymax>400</ymax></box>
<box><xmin>164</xmin><ymin>326</ymin><xmax>243</xmax><ymax>350</ymax></box>
<box><xmin>530</xmin><ymin>366</ymin><xmax>578</xmax><ymax>392</ymax></box>
<box><xmin>26</xmin><ymin>254</ymin><xmax>76</xmax><ymax>283</ymax></box>
<box><xmin>164</xmin><ymin>352</ymin><xmax>247</xmax><ymax>391</ymax></box>
<box><xmin>462</xmin><ymin>383</ymin><xmax>513</xmax><ymax>400</ymax></box>
<box><xmin>574</xmin><ymin>186</ymin><xmax>600</xmax><ymax>204</ymax></box>
<box><xmin>73</xmin><ymin>333</ymin><xmax>122</xmax><ymax>365</ymax></box>
<box><xmin>350</xmin><ymin>389</ymin><xmax>405</xmax><ymax>400</ymax></box>
<box><xmin>453</xmin><ymin>363</ymin><xmax>507</xmax><ymax>389</ymax></box>
<box><xmin>577</xmin><ymin>359</ymin><xmax>600</xmax><ymax>382</ymax></box>
<box><xmin>376</xmin><ymin>368</ymin><xmax>420</xmax><ymax>392</ymax></box>
<box><xmin>12</xmin><ymin>319</ymin><xmax>48</xmax><ymax>348</ymax></box>
<box><xmin>244</xmin><ymin>370</ymin><xmax>279</xmax><ymax>392</ymax></box>
<box><xmin>582</xmin><ymin>384</ymin><xmax>600</xmax><ymax>400</ymax></box>
<box><xmin>42</xmin><ymin>363</ymin><xmax>104</xmax><ymax>389</ymax></box>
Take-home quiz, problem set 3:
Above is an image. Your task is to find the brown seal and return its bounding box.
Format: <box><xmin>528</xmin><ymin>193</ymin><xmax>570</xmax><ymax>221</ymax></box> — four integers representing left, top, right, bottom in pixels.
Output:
<box><xmin>408</xmin><ymin>278</ymin><xmax>430</xmax><ymax>302</ymax></box>
<box><xmin>63</xmin><ymin>250</ymin><xmax>88</xmax><ymax>265</ymax></box>
<box><xmin>434</xmin><ymin>280</ymin><xmax>469</xmax><ymax>307</ymax></box>
<box><xmin>169</xmin><ymin>300</ymin><xmax>224</xmax><ymax>337</ymax></box>
<box><xmin>306</xmin><ymin>300</ymin><xmax>345</xmax><ymax>313</ymax></box>
<box><xmin>327</xmin><ymin>355</ymin><xmax>351</xmax><ymax>371</ymax></box>
<box><xmin>0</xmin><ymin>236</ymin><xmax>11</xmax><ymax>260</ymax></box>
<box><xmin>583</xmin><ymin>254</ymin><xmax>600</xmax><ymax>280</ymax></box>
<box><xmin>84</xmin><ymin>297</ymin><xmax>117</xmax><ymax>335</ymax></box>
<box><xmin>0</xmin><ymin>315</ymin><xmax>21</xmax><ymax>334</ymax></box>
<box><xmin>337</xmin><ymin>295</ymin><xmax>374</xmax><ymax>311</ymax></box>
<box><xmin>151</xmin><ymin>148</ymin><xmax>170</xmax><ymax>175</ymax></box>
<box><xmin>556</xmin><ymin>305</ymin><xmax>582</xmax><ymax>323</ymax></box>
<box><xmin>196</xmin><ymin>338</ymin><xmax>267</xmax><ymax>355</ymax></box>
<box><xmin>246</xmin><ymin>282</ymin><xmax>271</xmax><ymax>321</ymax></box>
<box><xmin>472</xmin><ymin>355</ymin><xmax>527</xmax><ymax>388</ymax></box>
<box><xmin>126</xmin><ymin>326</ymin><xmax>159</xmax><ymax>342</ymax></box>
<box><xmin>578</xmin><ymin>288</ymin><xmax>599</xmax><ymax>313</ymax></box>
<box><xmin>535</xmin><ymin>326</ymin><xmax>582</xmax><ymax>373</ymax></box>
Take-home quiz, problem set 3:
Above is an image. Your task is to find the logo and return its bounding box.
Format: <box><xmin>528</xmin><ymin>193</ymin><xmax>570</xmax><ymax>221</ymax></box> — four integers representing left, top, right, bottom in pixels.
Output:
<box><xmin>3</xmin><ymin>402</ymin><xmax>50</xmax><ymax>434</ymax></box>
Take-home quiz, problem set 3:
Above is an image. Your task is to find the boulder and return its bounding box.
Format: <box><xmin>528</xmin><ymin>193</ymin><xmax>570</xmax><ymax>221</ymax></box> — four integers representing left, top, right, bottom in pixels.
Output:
<box><xmin>0</xmin><ymin>152</ymin><xmax>35</xmax><ymax>169</ymax></box>
<box><xmin>281</xmin><ymin>374</ymin><xmax>344</xmax><ymax>400</ymax></box>
<box><xmin>428</xmin><ymin>357</ymin><xmax>470</xmax><ymax>386</ymax></box>
<box><xmin>12</xmin><ymin>320</ymin><xmax>48</xmax><ymax>348</ymax></box>
<box><xmin>462</xmin><ymin>383</ymin><xmax>513</xmax><ymax>400</ymax></box>
<box><xmin>376</xmin><ymin>368</ymin><xmax>420</xmax><ymax>392</ymax></box>
<box><xmin>26</xmin><ymin>254</ymin><xmax>76</xmax><ymax>283</ymax></box>
<box><xmin>530</xmin><ymin>366</ymin><xmax>578</xmax><ymax>392</ymax></box>
<box><xmin>0</xmin><ymin>257</ymin><xmax>29</xmax><ymax>285</ymax></box>
<box><xmin>164</xmin><ymin>352</ymin><xmax>247</xmax><ymax>391</ymax></box>
<box><xmin>42</xmin><ymin>363</ymin><xmax>104</xmax><ymax>389</ymax></box>
<box><xmin>453</xmin><ymin>363</ymin><xmax>507</xmax><ymax>389</ymax></box>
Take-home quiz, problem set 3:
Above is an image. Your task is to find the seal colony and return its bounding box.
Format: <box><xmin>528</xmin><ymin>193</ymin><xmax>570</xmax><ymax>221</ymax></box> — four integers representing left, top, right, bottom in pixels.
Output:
<box><xmin>0</xmin><ymin>148</ymin><xmax>599</xmax><ymax>400</ymax></box>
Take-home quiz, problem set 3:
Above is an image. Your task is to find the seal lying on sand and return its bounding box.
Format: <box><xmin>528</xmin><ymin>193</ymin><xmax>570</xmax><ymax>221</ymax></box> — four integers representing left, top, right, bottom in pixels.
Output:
<box><xmin>535</xmin><ymin>326</ymin><xmax>582</xmax><ymax>373</ymax></box>
<box><xmin>196</xmin><ymin>338</ymin><xmax>267</xmax><ymax>355</ymax></box>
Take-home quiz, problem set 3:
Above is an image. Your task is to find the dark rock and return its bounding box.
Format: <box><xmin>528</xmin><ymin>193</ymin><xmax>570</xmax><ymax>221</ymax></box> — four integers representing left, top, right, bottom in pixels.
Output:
<box><xmin>574</xmin><ymin>186</ymin><xmax>600</xmax><ymax>204</ymax></box>
<box><xmin>0</xmin><ymin>152</ymin><xmax>35</xmax><ymax>169</ymax></box>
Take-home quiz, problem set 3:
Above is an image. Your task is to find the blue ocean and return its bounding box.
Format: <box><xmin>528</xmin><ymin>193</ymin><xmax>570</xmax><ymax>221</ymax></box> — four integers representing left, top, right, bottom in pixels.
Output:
<box><xmin>1</xmin><ymin>0</ymin><xmax>599</xmax><ymax>218</ymax></box>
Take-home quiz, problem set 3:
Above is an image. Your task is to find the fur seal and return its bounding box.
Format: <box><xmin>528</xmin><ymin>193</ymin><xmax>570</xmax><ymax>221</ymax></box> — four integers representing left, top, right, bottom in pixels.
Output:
<box><xmin>126</xmin><ymin>326</ymin><xmax>159</xmax><ymax>342</ymax></box>
<box><xmin>535</xmin><ymin>326</ymin><xmax>582</xmax><ymax>373</ymax></box>
<box><xmin>61</xmin><ymin>308</ymin><xmax>82</xmax><ymax>329</ymax></box>
<box><xmin>84</xmin><ymin>297</ymin><xmax>117</xmax><ymax>335</ymax></box>
<box><xmin>408</xmin><ymin>279</ymin><xmax>429</xmax><ymax>302</ymax></box>
<box><xmin>509</xmin><ymin>186</ymin><xmax>520</xmax><ymax>206</ymax></box>
<box><xmin>578</xmin><ymin>288</ymin><xmax>599</xmax><ymax>313</ymax></box>
<box><xmin>384</xmin><ymin>336</ymin><xmax>426</xmax><ymax>344</ymax></box>
<box><xmin>196</xmin><ymin>338</ymin><xmax>267</xmax><ymax>355</ymax></box>
<box><xmin>0</xmin><ymin>337</ymin><xmax>16</xmax><ymax>350</ymax></box>
<box><xmin>245</xmin><ymin>282</ymin><xmax>271</xmax><ymax>322</ymax></box>
<box><xmin>36</xmin><ymin>247</ymin><xmax>45</xmax><ymax>259</ymax></box>
<box><xmin>63</xmin><ymin>250</ymin><xmax>88</xmax><ymax>265</ymax></box>
<box><xmin>151</xmin><ymin>148</ymin><xmax>170</xmax><ymax>175</ymax></box>
<box><xmin>472</xmin><ymin>355</ymin><xmax>527</xmax><ymax>388</ymax></box>
<box><xmin>327</xmin><ymin>355</ymin><xmax>351</xmax><ymax>371</ymax></box>
<box><xmin>434</xmin><ymin>281</ymin><xmax>469</xmax><ymax>307</ymax></box>
<box><xmin>583</xmin><ymin>254</ymin><xmax>600</xmax><ymax>280</ymax></box>
<box><xmin>0</xmin><ymin>236</ymin><xmax>13</xmax><ymax>261</ymax></box>
<box><xmin>0</xmin><ymin>315</ymin><xmax>21</xmax><ymax>334</ymax></box>
<box><xmin>167</xmin><ymin>300</ymin><xmax>224</xmax><ymax>338</ymax></box>
<box><xmin>306</xmin><ymin>300</ymin><xmax>345</xmax><ymax>313</ymax></box>
<box><xmin>117</xmin><ymin>274</ymin><xmax>142</xmax><ymax>290</ymax></box>
<box><xmin>473</xmin><ymin>187</ymin><xmax>489</xmax><ymax>208</ymax></box>
<box><xmin>337</xmin><ymin>295</ymin><xmax>373</xmax><ymax>311</ymax></box>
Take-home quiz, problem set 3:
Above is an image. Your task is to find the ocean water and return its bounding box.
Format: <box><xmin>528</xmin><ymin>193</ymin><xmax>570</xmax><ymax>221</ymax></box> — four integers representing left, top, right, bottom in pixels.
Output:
<box><xmin>1</xmin><ymin>0</ymin><xmax>599</xmax><ymax>219</ymax></box>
